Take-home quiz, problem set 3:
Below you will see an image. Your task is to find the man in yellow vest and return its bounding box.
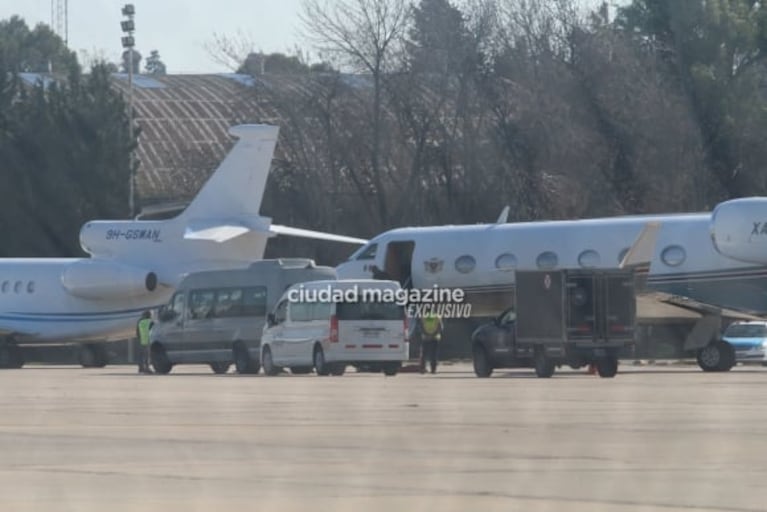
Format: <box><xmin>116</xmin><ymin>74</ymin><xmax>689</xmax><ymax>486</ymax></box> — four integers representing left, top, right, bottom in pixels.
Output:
<box><xmin>136</xmin><ymin>310</ymin><xmax>153</xmax><ymax>374</ymax></box>
<box><xmin>419</xmin><ymin>311</ymin><xmax>443</xmax><ymax>374</ymax></box>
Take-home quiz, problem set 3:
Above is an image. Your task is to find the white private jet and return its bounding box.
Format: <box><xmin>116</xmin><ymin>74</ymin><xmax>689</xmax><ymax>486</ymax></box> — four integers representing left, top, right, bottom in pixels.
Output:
<box><xmin>336</xmin><ymin>199</ymin><xmax>767</xmax><ymax>372</ymax></box>
<box><xmin>0</xmin><ymin>124</ymin><xmax>366</xmax><ymax>368</ymax></box>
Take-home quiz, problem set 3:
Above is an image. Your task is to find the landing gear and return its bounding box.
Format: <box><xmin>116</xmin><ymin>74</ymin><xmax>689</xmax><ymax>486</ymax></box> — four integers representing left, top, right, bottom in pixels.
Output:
<box><xmin>78</xmin><ymin>343</ymin><xmax>108</xmax><ymax>368</ymax></box>
<box><xmin>0</xmin><ymin>341</ymin><xmax>24</xmax><ymax>369</ymax></box>
<box><xmin>697</xmin><ymin>341</ymin><xmax>735</xmax><ymax>372</ymax></box>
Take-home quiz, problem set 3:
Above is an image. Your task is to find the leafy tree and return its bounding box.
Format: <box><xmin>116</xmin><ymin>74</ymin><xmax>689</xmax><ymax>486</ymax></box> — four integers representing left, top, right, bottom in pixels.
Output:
<box><xmin>144</xmin><ymin>49</ymin><xmax>167</xmax><ymax>75</ymax></box>
<box><xmin>0</xmin><ymin>16</ymin><xmax>78</xmax><ymax>73</ymax></box>
<box><xmin>616</xmin><ymin>0</ymin><xmax>767</xmax><ymax>199</ymax></box>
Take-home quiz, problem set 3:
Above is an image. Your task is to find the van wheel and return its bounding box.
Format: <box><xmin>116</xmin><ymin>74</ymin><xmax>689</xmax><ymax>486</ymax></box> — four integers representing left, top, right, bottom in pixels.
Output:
<box><xmin>209</xmin><ymin>362</ymin><xmax>230</xmax><ymax>374</ymax></box>
<box><xmin>331</xmin><ymin>364</ymin><xmax>346</xmax><ymax>376</ymax></box>
<box><xmin>151</xmin><ymin>345</ymin><xmax>173</xmax><ymax>375</ymax></box>
<box><xmin>234</xmin><ymin>343</ymin><xmax>259</xmax><ymax>374</ymax></box>
<box><xmin>472</xmin><ymin>345</ymin><xmax>493</xmax><ymax>378</ymax></box>
<box><xmin>382</xmin><ymin>362</ymin><xmax>400</xmax><ymax>376</ymax></box>
<box><xmin>262</xmin><ymin>346</ymin><xmax>279</xmax><ymax>376</ymax></box>
<box><xmin>314</xmin><ymin>346</ymin><xmax>329</xmax><ymax>376</ymax></box>
<box><xmin>290</xmin><ymin>366</ymin><xmax>313</xmax><ymax>375</ymax></box>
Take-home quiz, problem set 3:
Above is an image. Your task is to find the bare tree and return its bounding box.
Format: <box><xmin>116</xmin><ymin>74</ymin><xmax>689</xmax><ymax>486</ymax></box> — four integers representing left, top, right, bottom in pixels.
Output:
<box><xmin>300</xmin><ymin>0</ymin><xmax>411</xmax><ymax>228</ymax></box>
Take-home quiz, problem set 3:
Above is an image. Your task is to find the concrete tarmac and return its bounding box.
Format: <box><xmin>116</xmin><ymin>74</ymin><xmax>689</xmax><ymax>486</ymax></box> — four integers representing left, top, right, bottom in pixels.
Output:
<box><xmin>1</xmin><ymin>363</ymin><xmax>767</xmax><ymax>511</ymax></box>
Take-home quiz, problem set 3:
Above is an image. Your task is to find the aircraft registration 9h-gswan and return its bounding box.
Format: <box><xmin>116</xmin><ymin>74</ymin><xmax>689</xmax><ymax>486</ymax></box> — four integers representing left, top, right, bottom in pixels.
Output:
<box><xmin>336</xmin><ymin>199</ymin><xmax>767</xmax><ymax>372</ymax></box>
<box><xmin>0</xmin><ymin>124</ymin><xmax>365</xmax><ymax>369</ymax></box>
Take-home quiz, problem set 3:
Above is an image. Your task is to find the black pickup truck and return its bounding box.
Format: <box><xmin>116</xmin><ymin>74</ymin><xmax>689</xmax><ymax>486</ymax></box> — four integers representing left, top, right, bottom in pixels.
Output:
<box><xmin>471</xmin><ymin>269</ymin><xmax>636</xmax><ymax>378</ymax></box>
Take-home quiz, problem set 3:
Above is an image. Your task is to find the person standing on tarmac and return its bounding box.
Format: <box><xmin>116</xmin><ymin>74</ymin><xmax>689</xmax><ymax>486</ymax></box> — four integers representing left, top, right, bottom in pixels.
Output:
<box><xmin>419</xmin><ymin>312</ymin><xmax>443</xmax><ymax>374</ymax></box>
<box><xmin>136</xmin><ymin>310</ymin><xmax>153</xmax><ymax>374</ymax></box>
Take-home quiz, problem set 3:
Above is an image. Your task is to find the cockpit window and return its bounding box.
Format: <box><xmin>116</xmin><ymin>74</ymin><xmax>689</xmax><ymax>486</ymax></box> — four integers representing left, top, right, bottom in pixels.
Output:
<box><xmin>355</xmin><ymin>243</ymin><xmax>378</xmax><ymax>260</ymax></box>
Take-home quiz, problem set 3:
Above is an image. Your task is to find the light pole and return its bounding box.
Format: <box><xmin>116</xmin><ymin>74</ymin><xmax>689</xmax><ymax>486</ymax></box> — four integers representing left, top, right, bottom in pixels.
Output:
<box><xmin>121</xmin><ymin>4</ymin><xmax>136</xmax><ymax>218</ymax></box>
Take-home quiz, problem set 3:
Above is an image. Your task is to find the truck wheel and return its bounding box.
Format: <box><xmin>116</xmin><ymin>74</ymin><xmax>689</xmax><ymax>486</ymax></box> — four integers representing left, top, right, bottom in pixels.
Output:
<box><xmin>314</xmin><ymin>345</ymin><xmax>330</xmax><ymax>376</ymax></box>
<box><xmin>209</xmin><ymin>362</ymin><xmax>230</xmax><ymax>374</ymax></box>
<box><xmin>472</xmin><ymin>345</ymin><xmax>493</xmax><ymax>378</ymax></box>
<box><xmin>262</xmin><ymin>346</ymin><xmax>280</xmax><ymax>376</ymax></box>
<box><xmin>534</xmin><ymin>349</ymin><xmax>555</xmax><ymax>378</ymax></box>
<box><xmin>596</xmin><ymin>356</ymin><xmax>618</xmax><ymax>378</ymax></box>
<box><xmin>697</xmin><ymin>341</ymin><xmax>735</xmax><ymax>372</ymax></box>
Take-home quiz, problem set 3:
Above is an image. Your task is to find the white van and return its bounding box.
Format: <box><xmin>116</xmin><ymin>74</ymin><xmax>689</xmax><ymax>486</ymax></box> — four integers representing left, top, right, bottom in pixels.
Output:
<box><xmin>260</xmin><ymin>279</ymin><xmax>409</xmax><ymax>376</ymax></box>
<box><xmin>149</xmin><ymin>259</ymin><xmax>336</xmax><ymax>374</ymax></box>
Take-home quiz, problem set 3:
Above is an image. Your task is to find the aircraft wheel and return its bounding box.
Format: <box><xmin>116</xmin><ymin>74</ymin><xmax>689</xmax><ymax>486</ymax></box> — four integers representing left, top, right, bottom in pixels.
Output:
<box><xmin>78</xmin><ymin>343</ymin><xmax>108</xmax><ymax>368</ymax></box>
<box><xmin>0</xmin><ymin>343</ymin><xmax>24</xmax><ymax>369</ymax></box>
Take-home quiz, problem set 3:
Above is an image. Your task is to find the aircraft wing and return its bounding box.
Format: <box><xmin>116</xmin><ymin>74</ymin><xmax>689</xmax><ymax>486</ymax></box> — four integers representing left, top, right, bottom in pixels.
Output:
<box><xmin>637</xmin><ymin>290</ymin><xmax>762</xmax><ymax>322</ymax></box>
<box><xmin>184</xmin><ymin>218</ymin><xmax>367</xmax><ymax>245</ymax></box>
<box><xmin>269</xmin><ymin>224</ymin><xmax>368</xmax><ymax>245</ymax></box>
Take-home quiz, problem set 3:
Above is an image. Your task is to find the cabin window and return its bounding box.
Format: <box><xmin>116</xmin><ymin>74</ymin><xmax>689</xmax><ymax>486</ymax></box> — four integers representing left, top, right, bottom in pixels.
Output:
<box><xmin>13</xmin><ymin>281</ymin><xmax>21</xmax><ymax>293</ymax></box>
<box><xmin>455</xmin><ymin>255</ymin><xmax>476</xmax><ymax>274</ymax></box>
<box><xmin>617</xmin><ymin>247</ymin><xmax>630</xmax><ymax>264</ymax></box>
<box><xmin>578</xmin><ymin>250</ymin><xmax>600</xmax><ymax>268</ymax></box>
<box><xmin>356</xmin><ymin>243</ymin><xmax>378</xmax><ymax>260</ymax></box>
<box><xmin>495</xmin><ymin>253</ymin><xmax>517</xmax><ymax>271</ymax></box>
<box><xmin>26</xmin><ymin>281</ymin><xmax>35</xmax><ymax>294</ymax></box>
<box><xmin>536</xmin><ymin>251</ymin><xmax>558</xmax><ymax>269</ymax></box>
<box><xmin>661</xmin><ymin>245</ymin><xmax>686</xmax><ymax>267</ymax></box>
<box><xmin>1</xmin><ymin>281</ymin><xmax>8</xmax><ymax>293</ymax></box>
<box><xmin>214</xmin><ymin>288</ymin><xmax>244</xmax><ymax>318</ymax></box>
<box><xmin>171</xmin><ymin>293</ymin><xmax>185</xmax><ymax>317</ymax></box>
<box><xmin>242</xmin><ymin>287</ymin><xmax>267</xmax><ymax>317</ymax></box>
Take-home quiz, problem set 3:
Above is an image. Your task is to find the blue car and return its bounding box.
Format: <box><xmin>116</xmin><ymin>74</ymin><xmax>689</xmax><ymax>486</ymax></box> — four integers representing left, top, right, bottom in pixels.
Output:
<box><xmin>722</xmin><ymin>322</ymin><xmax>767</xmax><ymax>364</ymax></box>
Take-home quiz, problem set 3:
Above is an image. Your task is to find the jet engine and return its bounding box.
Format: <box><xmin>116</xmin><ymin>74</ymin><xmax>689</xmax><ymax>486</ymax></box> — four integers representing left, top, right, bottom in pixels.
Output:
<box><xmin>710</xmin><ymin>197</ymin><xmax>767</xmax><ymax>265</ymax></box>
<box><xmin>61</xmin><ymin>260</ymin><xmax>158</xmax><ymax>300</ymax></box>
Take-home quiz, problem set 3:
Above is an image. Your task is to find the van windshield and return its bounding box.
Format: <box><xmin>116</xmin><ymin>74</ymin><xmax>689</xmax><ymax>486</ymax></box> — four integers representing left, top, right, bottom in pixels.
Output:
<box><xmin>336</xmin><ymin>301</ymin><xmax>403</xmax><ymax>321</ymax></box>
<box><xmin>725</xmin><ymin>324</ymin><xmax>767</xmax><ymax>338</ymax></box>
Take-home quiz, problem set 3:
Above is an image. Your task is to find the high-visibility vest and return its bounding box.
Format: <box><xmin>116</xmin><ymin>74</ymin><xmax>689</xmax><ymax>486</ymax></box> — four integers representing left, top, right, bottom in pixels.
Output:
<box><xmin>138</xmin><ymin>318</ymin><xmax>152</xmax><ymax>346</ymax></box>
<box><xmin>421</xmin><ymin>315</ymin><xmax>441</xmax><ymax>336</ymax></box>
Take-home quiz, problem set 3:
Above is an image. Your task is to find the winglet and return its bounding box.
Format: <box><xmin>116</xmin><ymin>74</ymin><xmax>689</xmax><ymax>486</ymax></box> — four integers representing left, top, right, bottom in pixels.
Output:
<box><xmin>496</xmin><ymin>206</ymin><xmax>510</xmax><ymax>224</ymax></box>
<box><xmin>619</xmin><ymin>221</ymin><xmax>661</xmax><ymax>270</ymax></box>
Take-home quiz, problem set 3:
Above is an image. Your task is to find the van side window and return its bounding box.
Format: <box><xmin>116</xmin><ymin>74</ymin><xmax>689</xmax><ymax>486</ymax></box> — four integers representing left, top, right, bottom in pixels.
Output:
<box><xmin>242</xmin><ymin>286</ymin><xmax>267</xmax><ymax>316</ymax></box>
<box><xmin>273</xmin><ymin>300</ymin><xmax>288</xmax><ymax>324</ymax></box>
<box><xmin>311</xmin><ymin>301</ymin><xmax>332</xmax><ymax>321</ymax></box>
<box><xmin>356</xmin><ymin>243</ymin><xmax>378</xmax><ymax>260</ymax></box>
<box><xmin>189</xmin><ymin>290</ymin><xmax>215</xmax><ymax>319</ymax></box>
<box><xmin>291</xmin><ymin>301</ymin><xmax>311</xmax><ymax>322</ymax></box>
<box><xmin>215</xmin><ymin>288</ymin><xmax>243</xmax><ymax>318</ymax></box>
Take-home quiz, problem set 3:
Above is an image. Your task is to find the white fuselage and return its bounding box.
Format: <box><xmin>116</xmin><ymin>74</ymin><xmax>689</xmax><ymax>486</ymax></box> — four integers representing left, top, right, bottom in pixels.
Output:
<box><xmin>336</xmin><ymin>213</ymin><xmax>767</xmax><ymax>315</ymax></box>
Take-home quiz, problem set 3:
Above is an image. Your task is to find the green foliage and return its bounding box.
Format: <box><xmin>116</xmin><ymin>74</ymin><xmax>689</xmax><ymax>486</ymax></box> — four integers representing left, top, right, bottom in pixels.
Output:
<box><xmin>0</xmin><ymin>16</ymin><xmax>134</xmax><ymax>256</ymax></box>
<box><xmin>0</xmin><ymin>15</ymin><xmax>78</xmax><ymax>73</ymax></box>
<box><xmin>617</xmin><ymin>0</ymin><xmax>767</xmax><ymax>197</ymax></box>
<box><xmin>145</xmin><ymin>50</ymin><xmax>167</xmax><ymax>75</ymax></box>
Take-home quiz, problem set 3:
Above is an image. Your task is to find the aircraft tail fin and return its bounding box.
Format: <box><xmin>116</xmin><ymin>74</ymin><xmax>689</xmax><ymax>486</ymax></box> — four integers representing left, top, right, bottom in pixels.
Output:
<box><xmin>180</xmin><ymin>124</ymin><xmax>279</xmax><ymax>221</ymax></box>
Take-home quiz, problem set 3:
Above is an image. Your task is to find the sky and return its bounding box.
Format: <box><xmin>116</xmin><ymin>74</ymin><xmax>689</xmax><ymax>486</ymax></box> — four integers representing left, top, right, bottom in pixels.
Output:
<box><xmin>0</xmin><ymin>0</ymin><xmax>306</xmax><ymax>73</ymax></box>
